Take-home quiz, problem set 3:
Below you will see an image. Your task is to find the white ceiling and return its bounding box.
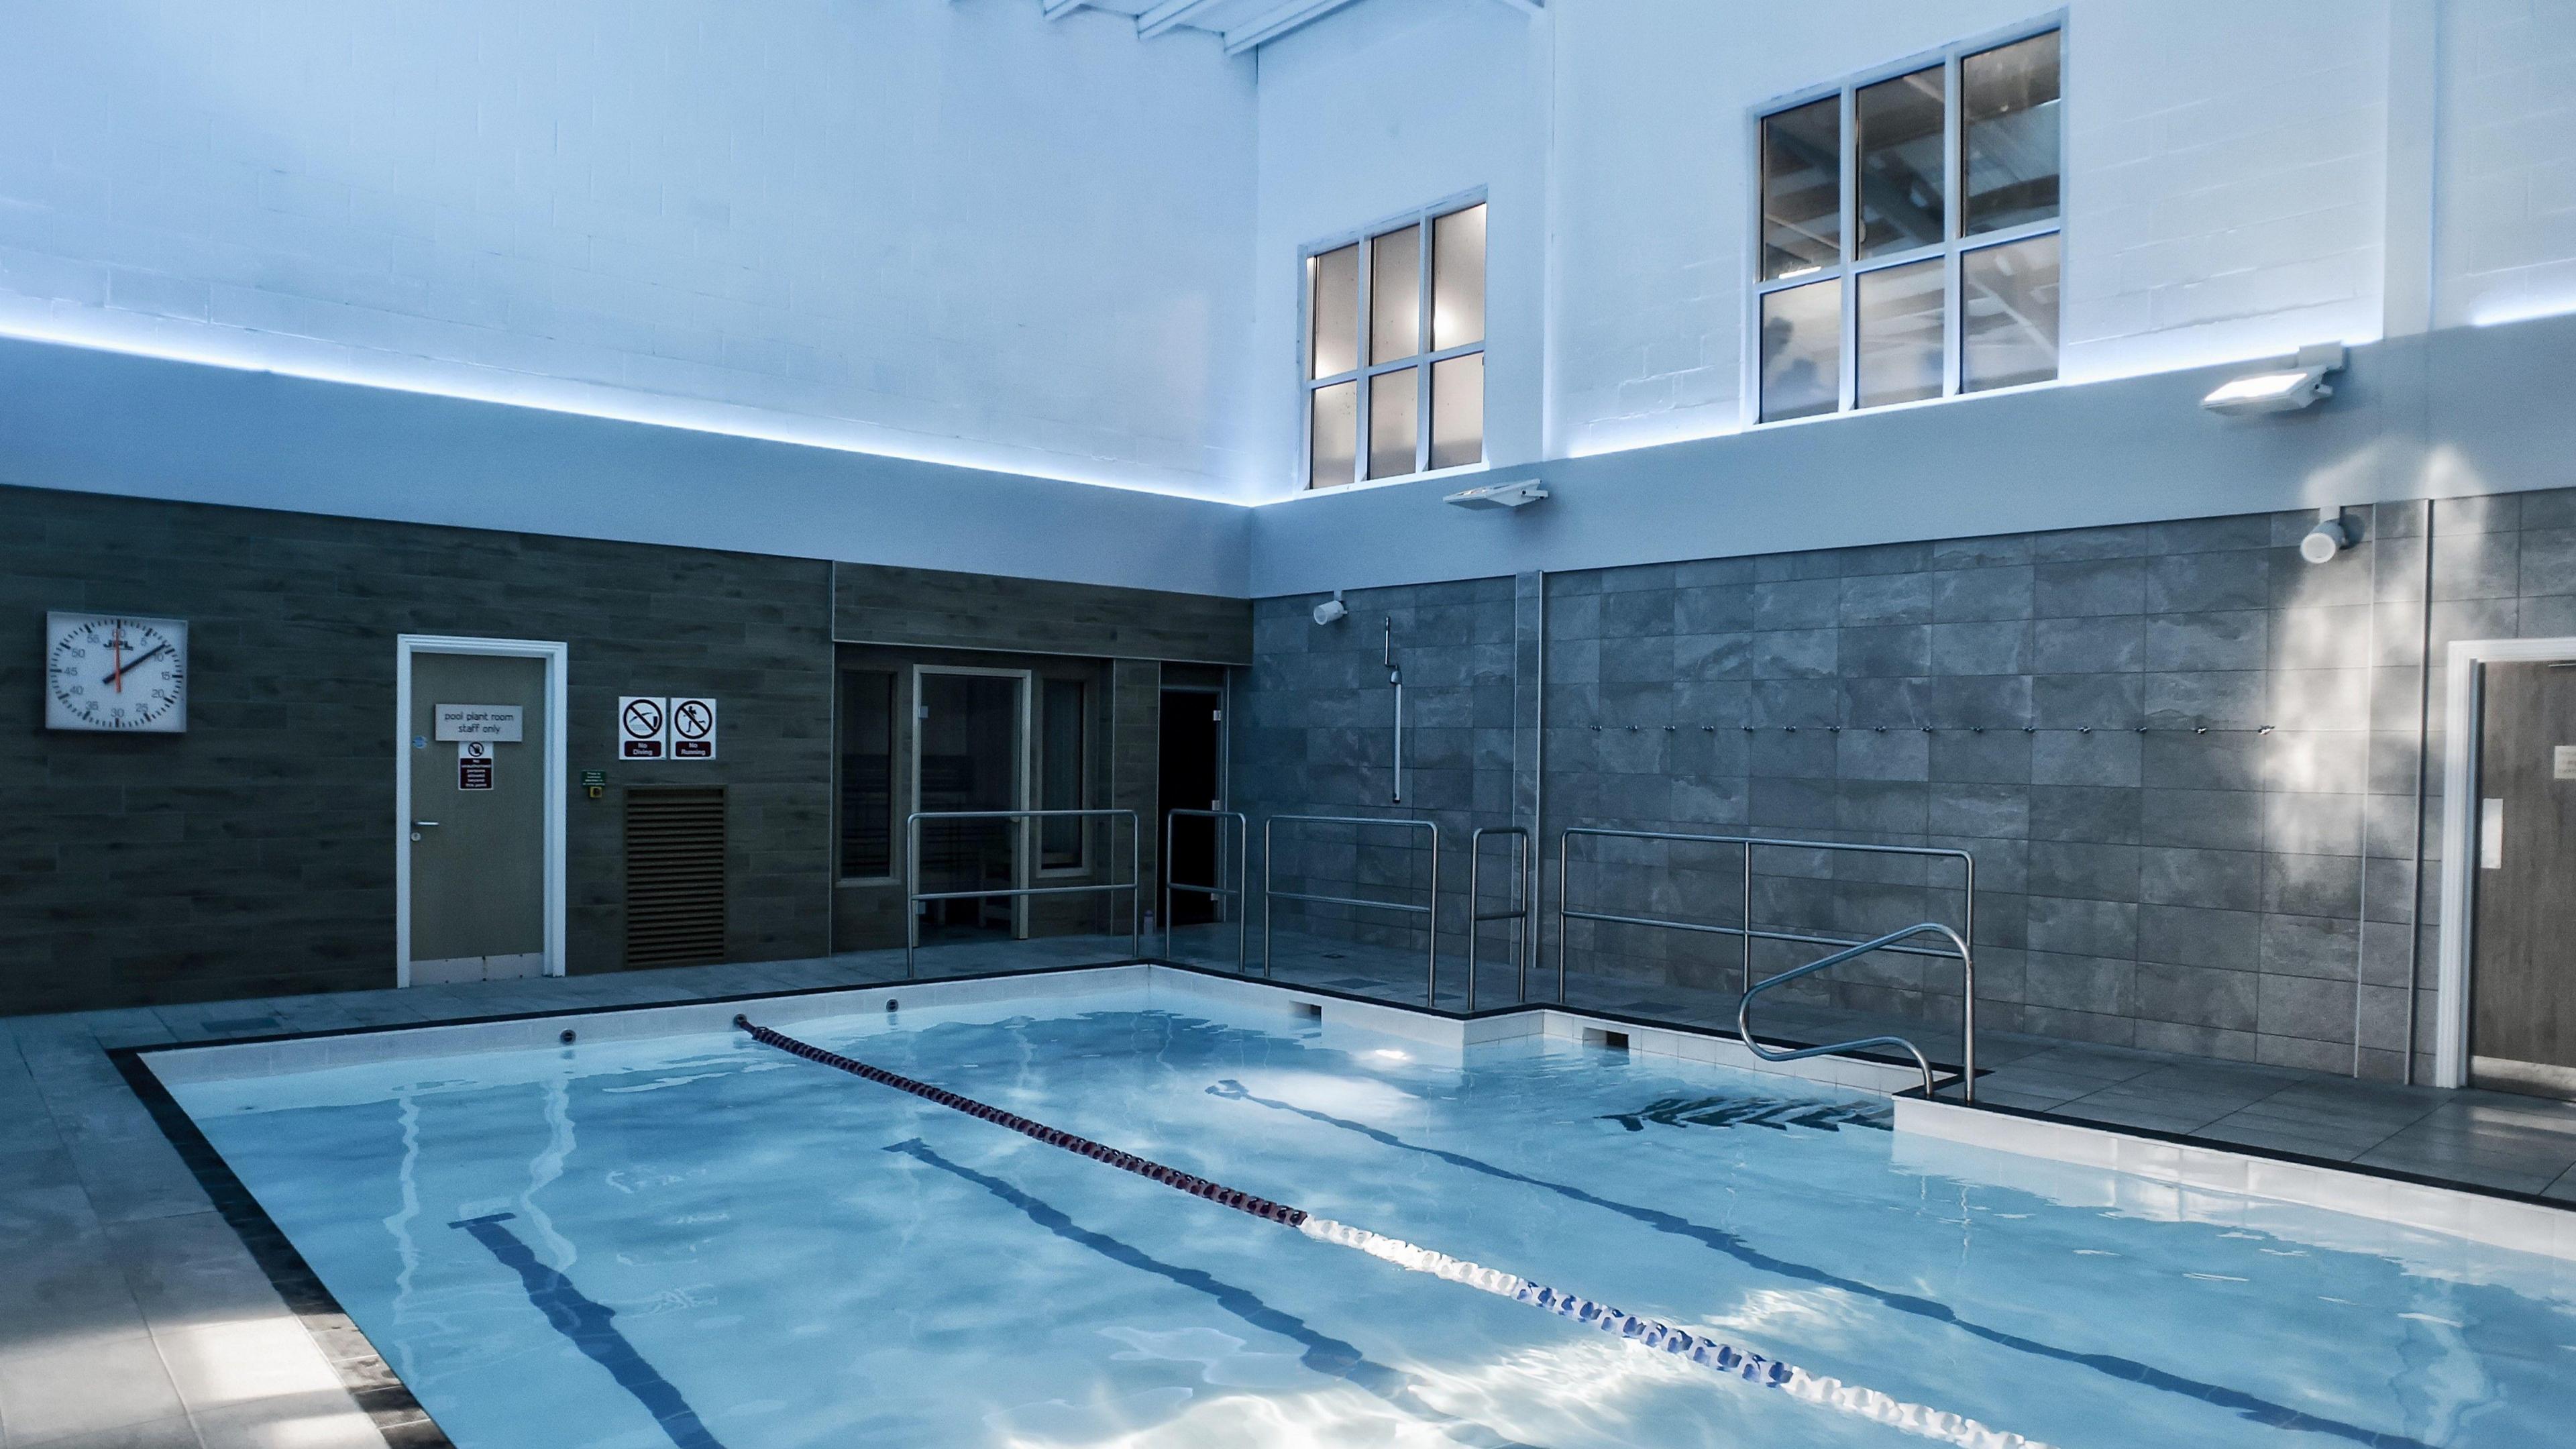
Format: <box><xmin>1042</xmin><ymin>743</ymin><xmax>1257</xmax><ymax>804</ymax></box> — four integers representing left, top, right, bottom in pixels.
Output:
<box><xmin>1032</xmin><ymin>0</ymin><xmax>1538</xmax><ymax>57</ymax></box>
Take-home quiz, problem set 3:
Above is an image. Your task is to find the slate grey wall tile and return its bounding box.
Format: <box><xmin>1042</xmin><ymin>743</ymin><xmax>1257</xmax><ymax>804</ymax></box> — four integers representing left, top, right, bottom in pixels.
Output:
<box><xmin>2136</xmin><ymin>961</ymin><xmax>2259</xmax><ymax>1030</ymax></box>
<box><xmin>1931</xmin><ymin>620</ymin><xmax>2033</xmax><ymax>674</ymax></box>
<box><xmin>1841</xmin><ymin>572</ymin><xmax>1935</xmax><ymax>626</ymax></box>
<box><xmin>2035</xmin><ymin>616</ymin><xmax>2146</xmax><ymax>673</ymax></box>
<box><xmin>2139</xmin><ymin>846</ymin><xmax>2265</xmax><ymax>911</ymax></box>
<box><xmin>1934</xmin><ymin>566</ymin><xmax>2037</xmax><ymax>621</ymax></box>
<box><xmin>2147</xmin><ymin>551</ymin><xmax>2271</xmax><ymax>613</ymax></box>
<box><xmin>2146</xmin><ymin>612</ymin><xmax>2267</xmax><ymax>671</ymax></box>
<box><xmin>2137</xmin><ymin>904</ymin><xmax>2262</xmax><ymax>971</ymax></box>
<box><xmin>2032</xmin><ymin>729</ymin><xmax>2142</xmax><ymax>787</ymax></box>
<box><xmin>2037</xmin><ymin>557</ymin><xmax>2147</xmax><ymax>616</ymax></box>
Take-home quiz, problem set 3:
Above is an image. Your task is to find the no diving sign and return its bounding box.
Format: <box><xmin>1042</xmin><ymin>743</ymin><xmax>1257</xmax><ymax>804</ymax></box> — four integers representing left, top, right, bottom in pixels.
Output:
<box><xmin>619</xmin><ymin>696</ymin><xmax>667</xmax><ymax>759</ymax></box>
<box><xmin>672</xmin><ymin>697</ymin><xmax>717</xmax><ymax>759</ymax></box>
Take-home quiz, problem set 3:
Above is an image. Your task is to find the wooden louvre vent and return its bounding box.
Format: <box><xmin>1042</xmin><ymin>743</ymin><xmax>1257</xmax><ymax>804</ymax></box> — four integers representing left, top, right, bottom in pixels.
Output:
<box><xmin>625</xmin><ymin>787</ymin><xmax>727</xmax><ymax>967</ymax></box>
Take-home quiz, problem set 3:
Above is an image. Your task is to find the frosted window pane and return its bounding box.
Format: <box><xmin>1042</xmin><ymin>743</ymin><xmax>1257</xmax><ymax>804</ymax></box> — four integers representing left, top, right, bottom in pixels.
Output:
<box><xmin>1858</xmin><ymin>67</ymin><xmax>1945</xmax><ymax>256</ymax></box>
<box><xmin>1368</xmin><ymin>368</ymin><xmax>1418</xmax><ymax>479</ymax></box>
<box><xmin>1371</xmin><ymin>225</ymin><xmax>1421</xmax><ymax>363</ymax></box>
<box><xmin>1760</xmin><ymin>97</ymin><xmax>1840</xmax><ymax>280</ymax></box>
<box><xmin>1309</xmin><ymin>245</ymin><xmax>1358</xmax><ymax>378</ymax></box>
<box><xmin>1432</xmin><ymin>205</ymin><xmax>1486</xmax><ymax>350</ymax></box>
<box><xmin>1961</xmin><ymin>233</ymin><xmax>2059</xmax><ymax>392</ymax></box>
<box><xmin>1430</xmin><ymin>353</ymin><xmax>1483</xmax><ymax>470</ymax></box>
<box><xmin>1856</xmin><ymin>260</ymin><xmax>1945</xmax><ymax>408</ymax></box>
<box><xmin>1760</xmin><ymin>280</ymin><xmax>1841</xmax><ymax>422</ymax></box>
<box><xmin>1964</xmin><ymin>32</ymin><xmax>2061</xmax><ymax>234</ymax></box>
<box><xmin>1309</xmin><ymin>381</ymin><xmax>1357</xmax><ymax>489</ymax></box>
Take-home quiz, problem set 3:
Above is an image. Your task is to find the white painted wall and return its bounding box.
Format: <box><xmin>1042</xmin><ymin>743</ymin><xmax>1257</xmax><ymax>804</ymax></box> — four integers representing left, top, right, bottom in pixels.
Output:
<box><xmin>0</xmin><ymin>0</ymin><xmax>1260</xmax><ymax>497</ymax></box>
<box><xmin>1546</xmin><ymin>0</ymin><xmax>2401</xmax><ymax>460</ymax></box>
<box><xmin>2434</xmin><ymin>0</ymin><xmax>2576</xmax><ymax>328</ymax></box>
<box><xmin>1250</xmin><ymin>0</ymin><xmax>1548</xmax><ymax>492</ymax></box>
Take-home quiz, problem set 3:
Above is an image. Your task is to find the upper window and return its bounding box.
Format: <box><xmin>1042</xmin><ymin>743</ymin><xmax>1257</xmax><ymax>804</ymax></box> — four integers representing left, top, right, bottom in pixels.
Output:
<box><xmin>1304</xmin><ymin>200</ymin><xmax>1486</xmax><ymax>489</ymax></box>
<box><xmin>1756</xmin><ymin>28</ymin><xmax>2061</xmax><ymax>423</ymax></box>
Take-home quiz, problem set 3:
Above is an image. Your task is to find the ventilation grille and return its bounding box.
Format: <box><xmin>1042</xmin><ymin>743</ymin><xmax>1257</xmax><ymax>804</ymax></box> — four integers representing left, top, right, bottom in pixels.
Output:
<box><xmin>626</xmin><ymin>787</ymin><xmax>727</xmax><ymax>967</ymax></box>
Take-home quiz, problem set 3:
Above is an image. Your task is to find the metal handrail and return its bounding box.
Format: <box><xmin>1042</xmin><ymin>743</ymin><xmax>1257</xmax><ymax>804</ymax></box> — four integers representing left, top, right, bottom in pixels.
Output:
<box><xmin>1163</xmin><ymin>808</ymin><xmax>1249</xmax><ymax>972</ymax></box>
<box><xmin>1466</xmin><ymin>825</ymin><xmax>1529</xmax><ymax>1012</ymax></box>
<box><xmin>904</xmin><ymin>809</ymin><xmax>1140</xmax><ymax>979</ymax></box>
<box><xmin>1736</xmin><ymin>922</ymin><xmax>1973</xmax><ymax>1102</ymax></box>
<box><xmin>1262</xmin><ymin>814</ymin><xmax>1439</xmax><ymax>1003</ymax></box>
<box><xmin>1556</xmin><ymin>828</ymin><xmax>1974</xmax><ymax>1000</ymax></box>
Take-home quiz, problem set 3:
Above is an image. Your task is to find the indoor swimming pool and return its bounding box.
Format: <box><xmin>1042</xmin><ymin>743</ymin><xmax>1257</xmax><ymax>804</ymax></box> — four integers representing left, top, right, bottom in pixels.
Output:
<box><xmin>152</xmin><ymin>978</ymin><xmax>2576</xmax><ymax>1449</ymax></box>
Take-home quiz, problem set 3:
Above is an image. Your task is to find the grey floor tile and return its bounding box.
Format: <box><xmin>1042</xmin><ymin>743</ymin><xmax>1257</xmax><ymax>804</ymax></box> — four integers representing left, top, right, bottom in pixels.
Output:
<box><xmin>21</xmin><ymin>1415</ymin><xmax>205</xmax><ymax>1449</ymax></box>
<box><xmin>0</xmin><ymin>1330</ymin><xmax>188</xmax><ymax>1444</ymax></box>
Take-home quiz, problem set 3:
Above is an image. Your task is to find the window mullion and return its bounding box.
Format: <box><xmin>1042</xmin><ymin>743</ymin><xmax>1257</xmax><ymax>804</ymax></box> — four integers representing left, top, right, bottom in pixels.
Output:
<box><xmin>1416</xmin><ymin>216</ymin><xmax>1434</xmax><ymax>474</ymax></box>
<box><xmin>1839</xmin><ymin>83</ymin><xmax>1858</xmax><ymax>415</ymax></box>
<box><xmin>1352</xmin><ymin>235</ymin><xmax>1373</xmax><ymax>486</ymax></box>
<box><xmin>1943</xmin><ymin>50</ymin><xmax>1964</xmax><ymax>398</ymax></box>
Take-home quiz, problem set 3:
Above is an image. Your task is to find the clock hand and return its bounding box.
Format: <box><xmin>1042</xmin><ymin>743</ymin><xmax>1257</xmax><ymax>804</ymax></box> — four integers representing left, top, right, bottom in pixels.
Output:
<box><xmin>101</xmin><ymin>641</ymin><xmax>170</xmax><ymax>687</ymax></box>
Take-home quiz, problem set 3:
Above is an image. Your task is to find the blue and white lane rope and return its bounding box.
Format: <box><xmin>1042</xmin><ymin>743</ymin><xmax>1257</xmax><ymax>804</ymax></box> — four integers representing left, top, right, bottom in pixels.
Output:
<box><xmin>735</xmin><ymin>1016</ymin><xmax>2054</xmax><ymax>1449</ymax></box>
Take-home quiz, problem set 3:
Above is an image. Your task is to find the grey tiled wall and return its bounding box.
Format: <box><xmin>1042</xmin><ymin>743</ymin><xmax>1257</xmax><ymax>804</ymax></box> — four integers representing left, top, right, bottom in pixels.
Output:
<box><xmin>1234</xmin><ymin>490</ymin><xmax>2576</xmax><ymax>1079</ymax></box>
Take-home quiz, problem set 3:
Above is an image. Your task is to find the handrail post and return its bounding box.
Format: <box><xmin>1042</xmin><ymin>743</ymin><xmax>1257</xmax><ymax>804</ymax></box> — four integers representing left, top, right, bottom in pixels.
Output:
<box><xmin>1161</xmin><ymin>809</ymin><xmax>1250</xmax><ymax>973</ymax></box>
<box><xmin>1423</xmin><ymin>827</ymin><xmax>1440</xmax><ymax>1008</ymax></box>
<box><xmin>1467</xmin><ymin>826</ymin><xmax>1532</xmax><ymax>1014</ymax></box>
<box><xmin>1260</xmin><ymin>815</ymin><xmax>1275</xmax><ymax>978</ymax></box>
<box><xmin>1739</xmin><ymin>841</ymin><xmax>1754</xmax><ymax>994</ymax></box>
<box><xmin>1126</xmin><ymin>808</ymin><xmax>1140</xmax><ymax>961</ymax></box>
<box><xmin>1555</xmin><ymin>831</ymin><xmax>1570</xmax><ymax>1004</ymax></box>
<box><xmin>904</xmin><ymin>810</ymin><xmax>920</xmax><ymax>980</ymax></box>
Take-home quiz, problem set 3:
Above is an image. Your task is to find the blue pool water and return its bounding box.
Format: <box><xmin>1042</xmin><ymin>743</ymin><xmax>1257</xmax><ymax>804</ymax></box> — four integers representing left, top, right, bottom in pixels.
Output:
<box><xmin>164</xmin><ymin>989</ymin><xmax>2576</xmax><ymax>1448</ymax></box>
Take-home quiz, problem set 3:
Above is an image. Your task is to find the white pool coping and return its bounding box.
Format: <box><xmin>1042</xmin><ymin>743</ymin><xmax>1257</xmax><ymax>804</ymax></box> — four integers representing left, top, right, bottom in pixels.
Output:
<box><xmin>142</xmin><ymin>961</ymin><xmax>2575</xmax><ymax>1263</ymax></box>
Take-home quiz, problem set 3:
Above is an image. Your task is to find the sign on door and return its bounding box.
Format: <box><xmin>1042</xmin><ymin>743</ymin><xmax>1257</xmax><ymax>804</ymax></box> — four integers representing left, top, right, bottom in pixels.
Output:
<box><xmin>619</xmin><ymin>696</ymin><xmax>667</xmax><ymax>759</ymax></box>
<box><xmin>457</xmin><ymin>739</ymin><xmax>494</xmax><ymax>790</ymax></box>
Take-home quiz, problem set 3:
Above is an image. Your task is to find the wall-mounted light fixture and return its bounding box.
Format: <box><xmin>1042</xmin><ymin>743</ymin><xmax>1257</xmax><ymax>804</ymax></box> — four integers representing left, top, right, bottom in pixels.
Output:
<box><xmin>1444</xmin><ymin>477</ymin><xmax>1550</xmax><ymax>510</ymax></box>
<box><xmin>2201</xmin><ymin>343</ymin><xmax>2347</xmax><ymax>416</ymax></box>
<box><xmin>1311</xmin><ymin>590</ymin><xmax>1348</xmax><ymax>626</ymax></box>
<box><xmin>2299</xmin><ymin>507</ymin><xmax>2361</xmax><ymax>564</ymax></box>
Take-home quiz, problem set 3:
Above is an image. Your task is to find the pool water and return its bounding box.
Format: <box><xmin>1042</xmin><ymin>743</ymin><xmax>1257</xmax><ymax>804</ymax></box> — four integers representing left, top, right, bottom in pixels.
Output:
<box><xmin>164</xmin><ymin>989</ymin><xmax>2576</xmax><ymax>1448</ymax></box>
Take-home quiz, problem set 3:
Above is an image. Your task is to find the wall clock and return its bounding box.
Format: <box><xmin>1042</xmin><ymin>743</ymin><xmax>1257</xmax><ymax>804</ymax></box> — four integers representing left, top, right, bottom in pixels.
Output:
<box><xmin>46</xmin><ymin>612</ymin><xmax>189</xmax><ymax>733</ymax></box>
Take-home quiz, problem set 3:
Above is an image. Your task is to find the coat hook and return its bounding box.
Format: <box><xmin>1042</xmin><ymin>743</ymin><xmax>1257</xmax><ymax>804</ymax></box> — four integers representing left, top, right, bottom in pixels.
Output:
<box><xmin>1972</xmin><ymin>725</ymin><xmax>1986</xmax><ymax>734</ymax></box>
<box><xmin>1589</xmin><ymin>723</ymin><xmax>1603</xmax><ymax>732</ymax></box>
<box><xmin>2023</xmin><ymin>725</ymin><xmax>2037</xmax><ymax>733</ymax></box>
<box><xmin>2259</xmin><ymin>724</ymin><xmax>2276</xmax><ymax>735</ymax></box>
<box><xmin>1785</xmin><ymin>725</ymin><xmax>1798</xmax><ymax>733</ymax></box>
<box><xmin>2194</xmin><ymin>725</ymin><xmax>2208</xmax><ymax>735</ymax></box>
<box><xmin>1827</xmin><ymin>724</ymin><xmax>1843</xmax><ymax>733</ymax></box>
<box><xmin>2135</xmin><ymin>724</ymin><xmax>2148</xmax><ymax>734</ymax></box>
<box><xmin>1662</xmin><ymin>724</ymin><xmax>1677</xmax><ymax>732</ymax></box>
<box><xmin>2079</xmin><ymin>725</ymin><xmax>2093</xmax><ymax>734</ymax></box>
<box><xmin>1922</xmin><ymin>725</ymin><xmax>1937</xmax><ymax>733</ymax></box>
<box><xmin>1702</xmin><ymin>724</ymin><xmax>1717</xmax><ymax>733</ymax></box>
<box><xmin>1626</xmin><ymin>724</ymin><xmax>1641</xmax><ymax>733</ymax></box>
<box><xmin>1873</xmin><ymin>724</ymin><xmax>1887</xmax><ymax>733</ymax></box>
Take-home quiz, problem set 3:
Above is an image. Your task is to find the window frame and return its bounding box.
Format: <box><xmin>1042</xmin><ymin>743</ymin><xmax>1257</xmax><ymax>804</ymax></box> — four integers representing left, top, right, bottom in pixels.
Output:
<box><xmin>1299</xmin><ymin>187</ymin><xmax>1489</xmax><ymax>491</ymax></box>
<box><xmin>1034</xmin><ymin>674</ymin><xmax>1091</xmax><ymax>877</ymax></box>
<box><xmin>1746</xmin><ymin>16</ymin><xmax>2066</xmax><ymax>425</ymax></box>
<box><xmin>834</xmin><ymin>663</ymin><xmax>900</xmax><ymax>885</ymax></box>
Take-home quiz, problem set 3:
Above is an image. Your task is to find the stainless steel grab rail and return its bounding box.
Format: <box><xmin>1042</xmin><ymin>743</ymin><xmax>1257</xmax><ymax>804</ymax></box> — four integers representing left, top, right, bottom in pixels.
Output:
<box><xmin>1735</xmin><ymin>922</ymin><xmax>1973</xmax><ymax>1101</ymax></box>
<box><xmin>1556</xmin><ymin>828</ymin><xmax>1974</xmax><ymax>1000</ymax></box>
<box><xmin>1262</xmin><ymin>814</ymin><xmax>1439</xmax><ymax>1002</ymax></box>
<box><xmin>904</xmin><ymin>809</ymin><xmax>1140</xmax><ymax>979</ymax></box>
<box><xmin>1163</xmin><ymin>808</ymin><xmax>1249</xmax><ymax>972</ymax></box>
<box><xmin>1466</xmin><ymin>825</ymin><xmax>1529</xmax><ymax>1012</ymax></box>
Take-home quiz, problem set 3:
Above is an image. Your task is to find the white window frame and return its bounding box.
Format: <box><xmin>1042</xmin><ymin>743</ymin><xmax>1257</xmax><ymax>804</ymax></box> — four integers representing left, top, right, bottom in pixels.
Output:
<box><xmin>1299</xmin><ymin>188</ymin><xmax>1489</xmax><ymax>490</ymax></box>
<box><xmin>1746</xmin><ymin>16</ymin><xmax>2066</xmax><ymax>425</ymax></box>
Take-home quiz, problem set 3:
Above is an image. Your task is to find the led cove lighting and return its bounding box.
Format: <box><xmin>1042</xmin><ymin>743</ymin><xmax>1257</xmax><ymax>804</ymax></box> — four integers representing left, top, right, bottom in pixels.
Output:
<box><xmin>0</xmin><ymin>315</ymin><xmax>1226</xmax><ymax>504</ymax></box>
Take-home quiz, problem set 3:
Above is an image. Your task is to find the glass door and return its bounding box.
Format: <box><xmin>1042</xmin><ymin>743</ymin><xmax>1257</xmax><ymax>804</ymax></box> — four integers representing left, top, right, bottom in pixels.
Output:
<box><xmin>912</xmin><ymin>667</ymin><xmax>1030</xmax><ymax>943</ymax></box>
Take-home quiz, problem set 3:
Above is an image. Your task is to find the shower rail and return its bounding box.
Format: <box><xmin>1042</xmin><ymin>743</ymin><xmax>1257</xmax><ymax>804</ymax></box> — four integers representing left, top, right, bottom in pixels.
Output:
<box><xmin>1555</xmin><ymin>828</ymin><xmax>1976</xmax><ymax>1097</ymax></box>
<box><xmin>903</xmin><ymin>808</ymin><xmax>1140</xmax><ymax>979</ymax></box>
<box><xmin>1162</xmin><ymin>808</ymin><xmax>1250</xmax><ymax>973</ymax></box>
<box><xmin>1466</xmin><ymin>825</ymin><xmax>1530</xmax><ymax>1012</ymax></box>
<box><xmin>1261</xmin><ymin>814</ymin><xmax>1440</xmax><ymax>1004</ymax></box>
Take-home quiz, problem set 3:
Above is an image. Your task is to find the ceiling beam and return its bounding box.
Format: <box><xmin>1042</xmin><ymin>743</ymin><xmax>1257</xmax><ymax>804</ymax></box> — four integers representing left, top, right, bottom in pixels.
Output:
<box><xmin>1041</xmin><ymin>0</ymin><xmax>1089</xmax><ymax>18</ymax></box>
<box><xmin>1137</xmin><ymin>0</ymin><xmax>1227</xmax><ymax>40</ymax></box>
<box><xmin>1221</xmin><ymin>0</ymin><xmax>1368</xmax><ymax>54</ymax></box>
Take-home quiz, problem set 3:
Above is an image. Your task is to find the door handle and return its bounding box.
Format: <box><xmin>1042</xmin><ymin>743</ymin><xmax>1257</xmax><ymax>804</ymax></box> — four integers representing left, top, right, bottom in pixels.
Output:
<box><xmin>413</xmin><ymin>820</ymin><xmax>441</xmax><ymax>828</ymax></box>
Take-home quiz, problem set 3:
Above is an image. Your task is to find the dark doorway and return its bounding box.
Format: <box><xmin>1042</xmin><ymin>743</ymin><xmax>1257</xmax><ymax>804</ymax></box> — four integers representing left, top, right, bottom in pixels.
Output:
<box><xmin>1159</xmin><ymin>689</ymin><xmax>1224</xmax><ymax>927</ymax></box>
<box><xmin>2471</xmin><ymin>660</ymin><xmax>2576</xmax><ymax>1099</ymax></box>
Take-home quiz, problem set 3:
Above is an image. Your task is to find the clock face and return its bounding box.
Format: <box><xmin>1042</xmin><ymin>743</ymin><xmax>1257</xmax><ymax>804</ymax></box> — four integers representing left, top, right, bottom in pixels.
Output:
<box><xmin>46</xmin><ymin>612</ymin><xmax>188</xmax><ymax>733</ymax></box>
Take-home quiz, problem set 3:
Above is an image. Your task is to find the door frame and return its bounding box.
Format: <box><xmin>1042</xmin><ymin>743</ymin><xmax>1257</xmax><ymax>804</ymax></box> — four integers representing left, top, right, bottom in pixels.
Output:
<box><xmin>2434</xmin><ymin>635</ymin><xmax>2576</xmax><ymax>1087</ymax></box>
<box><xmin>1158</xmin><ymin>682</ymin><xmax>1229</xmax><ymax>928</ymax></box>
<box><xmin>908</xmin><ymin>663</ymin><xmax>1034</xmax><ymax>939</ymax></box>
<box><xmin>394</xmin><ymin>635</ymin><xmax>570</xmax><ymax>987</ymax></box>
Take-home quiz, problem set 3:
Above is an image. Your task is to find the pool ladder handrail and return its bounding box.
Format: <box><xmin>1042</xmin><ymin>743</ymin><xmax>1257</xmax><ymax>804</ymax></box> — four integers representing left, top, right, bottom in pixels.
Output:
<box><xmin>1735</xmin><ymin>920</ymin><xmax>1972</xmax><ymax>1102</ymax></box>
<box><xmin>1162</xmin><ymin>808</ymin><xmax>1250</xmax><ymax>972</ymax></box>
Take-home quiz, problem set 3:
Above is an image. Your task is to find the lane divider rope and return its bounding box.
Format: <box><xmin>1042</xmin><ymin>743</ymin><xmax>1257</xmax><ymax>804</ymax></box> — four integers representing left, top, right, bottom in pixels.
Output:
<box><xmin>735</xmin><ymin>1015</ymin><xmax>2054</xmax><ymax>1449</ymax></box>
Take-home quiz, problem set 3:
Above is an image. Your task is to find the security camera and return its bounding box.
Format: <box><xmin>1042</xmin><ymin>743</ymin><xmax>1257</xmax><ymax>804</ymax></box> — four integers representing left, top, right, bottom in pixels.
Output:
<box><xmin>1312</xmin><ymin>592</ymin><xmax>1348</xmax><ymax>626</ymax></box>
<box><xmin>2300</xmin><ymin>511</ymin><xmax>2360</xmax><ymax>564</ymax></box>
